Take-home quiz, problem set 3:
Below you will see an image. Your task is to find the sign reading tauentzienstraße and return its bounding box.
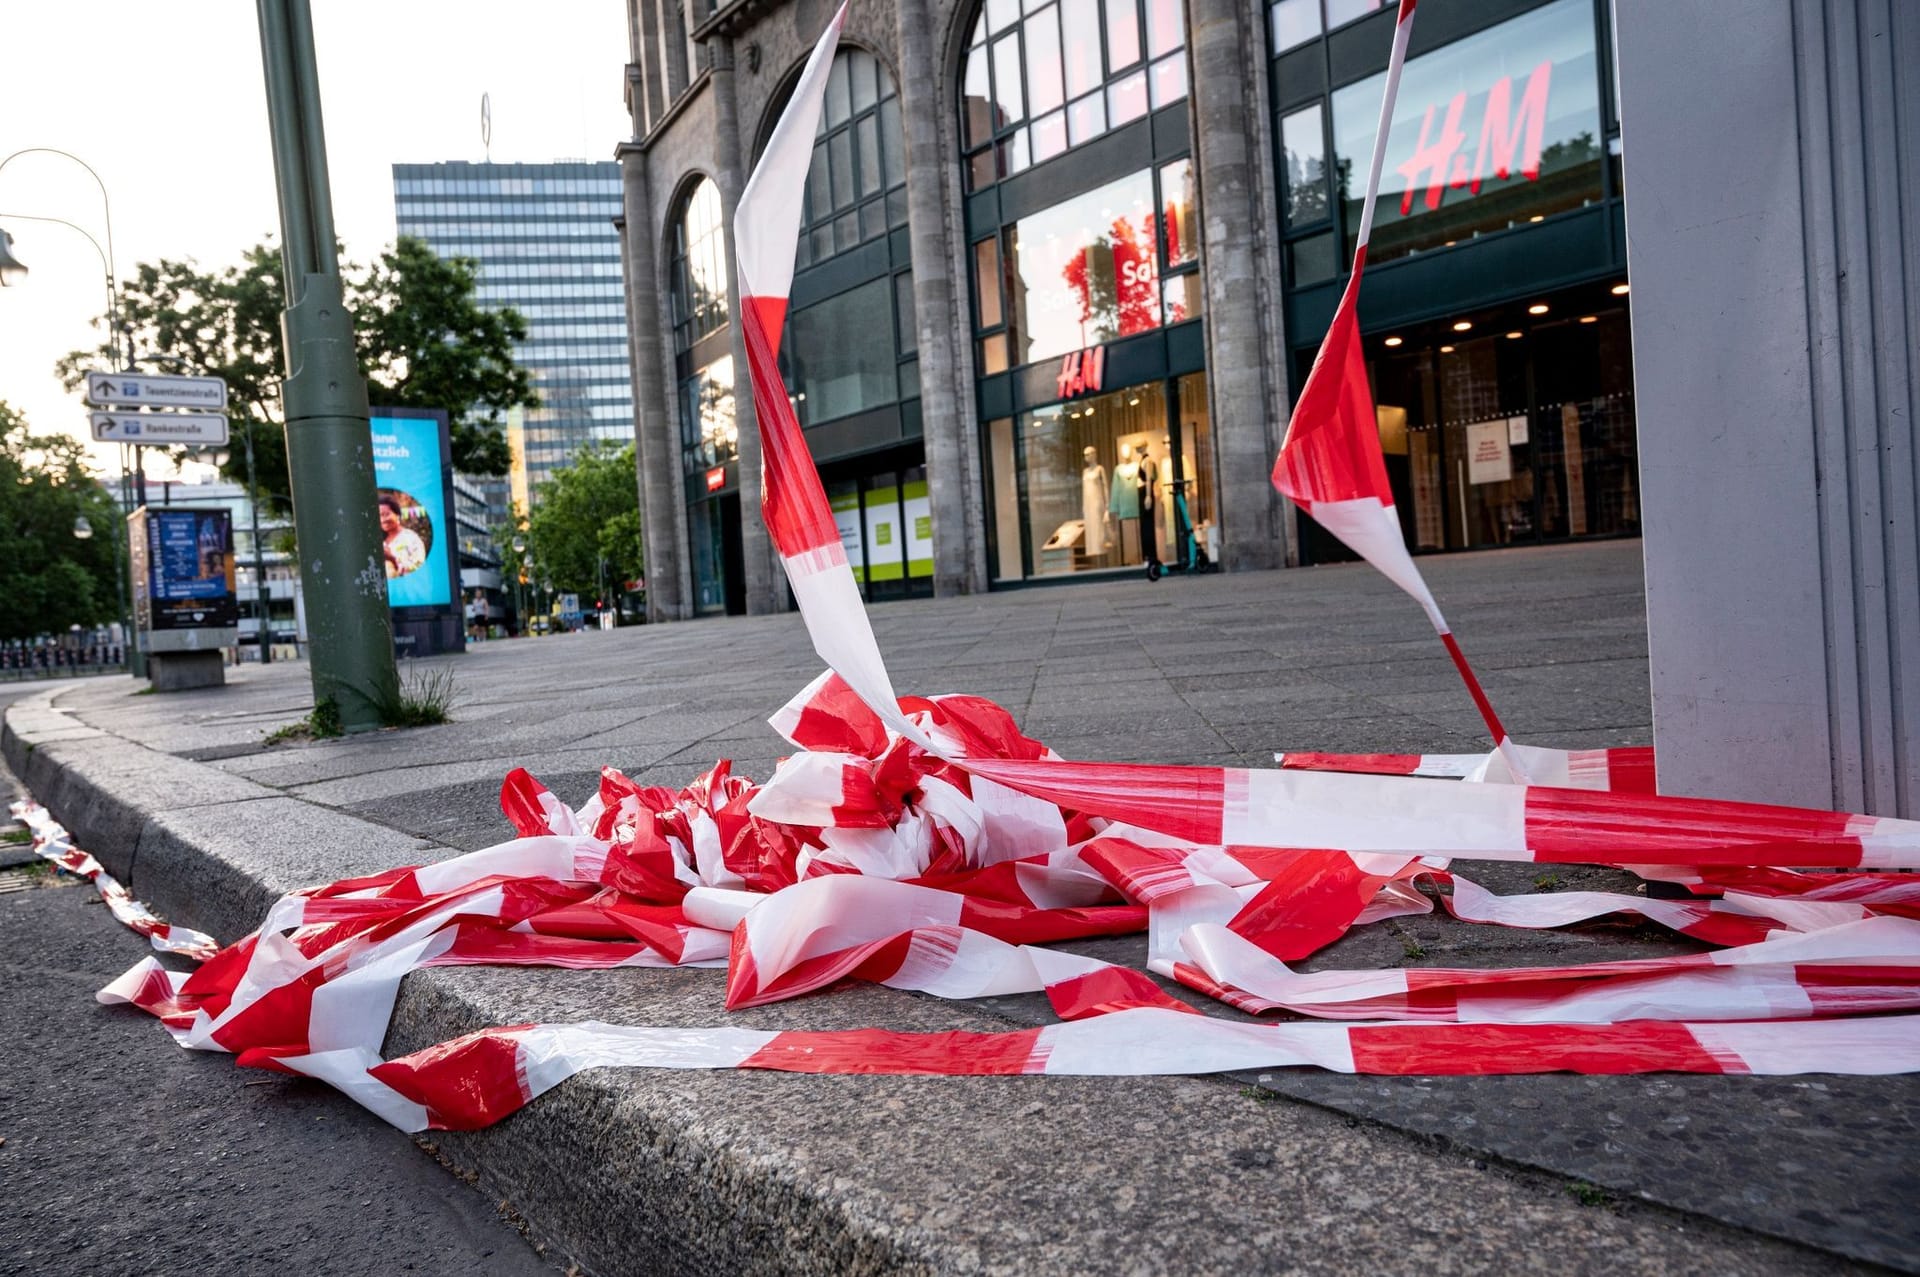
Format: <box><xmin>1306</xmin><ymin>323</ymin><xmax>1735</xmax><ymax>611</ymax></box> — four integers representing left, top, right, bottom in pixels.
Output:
<box><xmin>84</xmin><ymin>370</ymin><xmax>228</xmax><ymax>410</ymax></box>
<box><xmin>89</xmin><ymin>411</ymin><xmax>230</xmax><ymax>445</ymax></box>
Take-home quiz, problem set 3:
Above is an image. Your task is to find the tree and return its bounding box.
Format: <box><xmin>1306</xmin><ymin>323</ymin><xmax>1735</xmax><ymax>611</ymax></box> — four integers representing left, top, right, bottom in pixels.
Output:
<box><xmin>56</xmin><ymin>236</ymin><xmax>538</xmax><ymax>506</ymax></box>
<box><xmin>525</xmin><ymin>442</ymin><xmax>643</xmax><ymax>602</ymax></box>
<box><xmin>0</xmin><ymin>401</ymin><xmax>125</xmax><ymax>640</ymax></box>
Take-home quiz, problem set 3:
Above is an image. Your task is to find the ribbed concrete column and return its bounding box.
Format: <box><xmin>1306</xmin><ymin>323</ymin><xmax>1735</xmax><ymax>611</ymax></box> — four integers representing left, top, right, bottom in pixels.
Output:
<box><xmin>632</xmin><ymin>0</ymin><xmax>663</xmax><ymax>129</ymax></box>
<box><xmin>658</xmin><ymin>0</ymin><xmax>690</xmax><ymax>101</ymax></box>
<box><xmin>709</xmin><ymin>34</ymin><xmax>783</xmax><ymax>614</ymax></box>
<box><xmin>897</xmin><ymin>0</ymin><xmax>987</xmax><ymax>595</ymax></box>
<box><xmin>1619</xmin><ymin>0</ymin><xmax>1920</xmax><ymax>815</ymax></box>
<box><xmin>616</xmin><ymin>145</ymin><xmax>691</xmax><ymax>621</ymax></box>
<box><xmin>1186</xmin><ymin>0</ymin><xmax>1287</xmax><ymax>571</ymax></box>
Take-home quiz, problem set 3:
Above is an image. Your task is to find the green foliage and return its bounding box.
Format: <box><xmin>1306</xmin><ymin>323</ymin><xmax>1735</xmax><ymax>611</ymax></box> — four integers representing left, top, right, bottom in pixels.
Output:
<box><xmin>0</xmin><ymin>401</ymin><xmax>125</xmax><ymax>640</ymax></box>
<box><xmin>374</xmin><ymin>664</ymin><xmax>457</xmax><ymax>729</ymax></box>
<box><xmin>352</xmin><ymin>239</ymin><xmax>534</xmax><ymax>476</ymax></box>
<box><xmin>525</xmin><ymin>442</ymin><xmax>644</xmax><ymax>601</ymax></box>
<box><xmin>56</xmin><ymin>236</ymin><xmax>538</xmax><ymax>507</ymax></box>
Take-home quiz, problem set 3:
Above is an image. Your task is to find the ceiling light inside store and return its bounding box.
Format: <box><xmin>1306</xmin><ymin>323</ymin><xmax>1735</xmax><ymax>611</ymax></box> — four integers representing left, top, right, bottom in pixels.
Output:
<box><xmin>1529</xmin><ymin>215</ymin><xmax>1543</xmax><ymax>223</ymax></box>
<box><xmin>1452</xmin><ymin>320</ymin><xmax>1471</xmax><ymax>332</ymax></box>
<box><xmin>1128</xmin><ymin>396</ymin><xmax>1141</xmax><ymax>406</ymax></box>
<box><xmin>1440</xmin><ymin>344</ymin><xmax>1455</xmax><ymax>353</ymax></box>
<box><xmin>1579</xmin><ymin>315</ymin><xmax>1597</xmax><ymax>324</ymax></box>
<box><xmin>1505</xmin><ymin>331</ymin><xmax>1522</xmax><ymax>339</ymax></box>
<box><xmin>1528</xmin><ymin>303</ymin><xmax>1549</xmax><ymax>315</ymax></box>
<box><xmin>1611</xmin><ymin>282</ymin><xmax>1630</xmax><ymax>295</ymax></box>
<box><xmin>1384</xmin><ymin>336</ymin><xmax>1403</xmax><ymax>347</ymax></box>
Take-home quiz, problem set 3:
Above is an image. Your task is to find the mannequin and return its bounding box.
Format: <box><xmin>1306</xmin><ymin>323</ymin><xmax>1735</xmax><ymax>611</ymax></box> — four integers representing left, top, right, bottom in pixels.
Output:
<box><xmin>1080</xmin><ymin>446</ymin><xmax>1109</xmax><ymax>558</ymax></box>
<box><xmin>1109</xmin><ymin>445</ymin><xmax>1141</xmax><ymax>521</ymax></box>
<box><xmin>1110</xmin><ymin>445</ymin><xmax>1141</xmax><ymax>563</ymax></box>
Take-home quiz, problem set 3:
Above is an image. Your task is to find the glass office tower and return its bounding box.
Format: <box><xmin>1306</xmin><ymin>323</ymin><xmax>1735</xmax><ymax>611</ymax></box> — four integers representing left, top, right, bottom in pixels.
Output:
<box><xmin>391</xmin><ymin>161</ymin><xmax>632</xmax><ymax>512</ymax></box>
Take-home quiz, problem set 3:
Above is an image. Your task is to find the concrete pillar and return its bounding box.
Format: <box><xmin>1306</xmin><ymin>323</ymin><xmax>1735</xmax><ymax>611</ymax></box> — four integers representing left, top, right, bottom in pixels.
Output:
<box><xmin>1618</xmin><ymin>0</ymin><xmax>1920</xmax><ymax>816</ymax></box>
<box><xmin>1185</xmin><ymin>0</ymin><xmax>1288</xmax><ymax>571</ymax></box>
<box><xmin>709</xmin><ymin>34</ymin><xmax>783</xmax><ymax>615</ymax></box>
<box><xmin>897</xmin><ymin>0</ymin><xmax>988</xmax><ymax>596</ymax></box>
<box><xmin>616</xmin><ymin>147</ymin><xmax>691</xmax><ymax>621</ymax></box>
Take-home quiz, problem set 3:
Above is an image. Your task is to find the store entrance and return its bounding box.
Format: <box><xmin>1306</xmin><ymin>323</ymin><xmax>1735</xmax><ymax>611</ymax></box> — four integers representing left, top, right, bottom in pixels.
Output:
<box><xmin>822</xmin><ymin>447</ymin><xmax>934</xmax><ymax>602</ymax></box>
<box><xmin>1298</xmin><ymin>278</ymin><xmax>1639</xmax><ymax>563</ymax></box>
<box><xmin>718</xmin><ymin>493</ymin><xmax>746</xmax><ymax>615</ymax></box>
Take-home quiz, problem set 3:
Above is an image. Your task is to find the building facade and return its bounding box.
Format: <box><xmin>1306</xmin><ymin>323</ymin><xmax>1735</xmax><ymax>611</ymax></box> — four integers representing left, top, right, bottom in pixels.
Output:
<box><xmin>619</xmin><ymin>0</ymin><xmax>1633</xmax><ymax>619</ymax></box>
<box><xmin>392</xmin><ymin>161</ymin><xmax>633</xmax><ymax>513</ymax></box>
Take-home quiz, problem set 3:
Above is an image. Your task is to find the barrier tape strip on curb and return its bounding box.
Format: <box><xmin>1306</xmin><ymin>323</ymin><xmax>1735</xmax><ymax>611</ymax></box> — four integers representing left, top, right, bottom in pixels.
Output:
<box><xmin>32</xmin><ymin>0</ymin><xmax>1920</xmax><ymax>1133</ymax></box>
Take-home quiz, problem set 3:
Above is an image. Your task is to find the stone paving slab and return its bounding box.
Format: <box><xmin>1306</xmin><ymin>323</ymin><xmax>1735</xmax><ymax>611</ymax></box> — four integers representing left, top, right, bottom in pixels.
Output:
<box><xmin>7</xmin><ymin>542</ymin><xmax>1915</xmax><ymax>1272</ymax></box>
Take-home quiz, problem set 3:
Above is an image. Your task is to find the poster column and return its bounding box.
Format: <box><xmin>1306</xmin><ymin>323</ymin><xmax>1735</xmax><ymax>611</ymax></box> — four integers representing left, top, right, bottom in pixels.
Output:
<box><xmin>131</xmin><ymin>507</ymin><xmax>240</xmax><ymax>691</ymax></box>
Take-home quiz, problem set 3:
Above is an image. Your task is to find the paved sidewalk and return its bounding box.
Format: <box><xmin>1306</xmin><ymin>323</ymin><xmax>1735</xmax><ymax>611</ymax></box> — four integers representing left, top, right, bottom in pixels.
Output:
<box><xmin>8</xmin><ymin>541</ymin><xmax>1915</xmax><ymax>1274</ymax></box>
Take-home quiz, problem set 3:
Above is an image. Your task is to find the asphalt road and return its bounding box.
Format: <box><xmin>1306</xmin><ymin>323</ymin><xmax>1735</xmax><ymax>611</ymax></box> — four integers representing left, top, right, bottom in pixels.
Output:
<box><xmin>0</xmin><ymin>828</ymin><xmax>559</xmax><ymax>1276</ymax></box>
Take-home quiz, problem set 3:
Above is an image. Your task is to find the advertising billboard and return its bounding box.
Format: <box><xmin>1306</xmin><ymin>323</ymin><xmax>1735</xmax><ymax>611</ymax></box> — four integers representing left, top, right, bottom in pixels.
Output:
<box><xmin>131</xmin><ymin>507</ymin><xmax>239</xmax><ymax>632</ymax></box>
<box><xmin>371</xmin><ymin>408</ymin><xmax>464</xmax><ymax>655</ymax></box>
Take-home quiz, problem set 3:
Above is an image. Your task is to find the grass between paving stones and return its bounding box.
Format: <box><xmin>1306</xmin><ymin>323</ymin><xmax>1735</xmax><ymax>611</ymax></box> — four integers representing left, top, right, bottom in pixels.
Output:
<box><xmin>375</xmin><ymin>664</ymin><xmax>458</xmax><ymax>729</ymax></box>
<box><xmin>264</xmin><ymin>668</ymin><xmax>457</xmax><ymax>745</ymax></box>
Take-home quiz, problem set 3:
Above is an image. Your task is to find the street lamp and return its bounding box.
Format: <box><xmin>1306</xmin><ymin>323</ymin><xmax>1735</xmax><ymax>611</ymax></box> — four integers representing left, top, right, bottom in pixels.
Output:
<box><xmin>2</xmin><ymin>147</ymin><xmax>145</xmax><ymax>678</ymax></box>
<box><xmin>73</xmin><ymin>513</ymin><xmax>131</xmax><ymax>673</ymax></box>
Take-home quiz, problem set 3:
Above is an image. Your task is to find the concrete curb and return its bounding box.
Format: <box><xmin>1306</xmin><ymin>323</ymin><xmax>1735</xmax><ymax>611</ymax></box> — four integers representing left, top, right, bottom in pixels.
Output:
<box><xmin>2</xmin><ymin>689</ymin><xmax>1871</xmax><ymax>1276</ymax></box>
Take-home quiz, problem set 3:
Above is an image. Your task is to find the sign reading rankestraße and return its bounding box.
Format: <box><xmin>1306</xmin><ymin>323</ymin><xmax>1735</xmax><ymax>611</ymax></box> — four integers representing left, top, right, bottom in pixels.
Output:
<box><xmin>85</xmin><ymin>370</ymin><xmax>229</xmax><ymax>410</ymax></box>
<box><xmin>90</xmin><ymin>411</ymin><xmax>230</xmax><ymax>445</ymax></box>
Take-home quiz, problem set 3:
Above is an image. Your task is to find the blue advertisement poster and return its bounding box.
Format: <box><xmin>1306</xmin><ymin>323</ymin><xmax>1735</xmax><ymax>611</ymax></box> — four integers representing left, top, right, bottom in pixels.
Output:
<box><xmin>139</xmin><ymin>508</ymin><xmax>238</xmax><ymax>629</ymax></box>
<box><xmin>370</xmin><ymin>412</ymin><xmax>453</xmax><ymax>609</ymax></box>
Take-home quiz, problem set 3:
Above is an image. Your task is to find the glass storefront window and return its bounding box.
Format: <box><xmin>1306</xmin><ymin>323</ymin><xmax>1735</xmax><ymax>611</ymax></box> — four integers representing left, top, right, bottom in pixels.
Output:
<box><xmin>1330</xmin><ymin>0</ymin><xmax>1603</xmax><ymax>263</ymax></box>
<box><xmin>1018</xmin><ymin>382</ymin><xmax>1170</xmax><ymax>575</ymax></box>
<box><xmin>961</xmin><ymin>0</ymin><xmax>1189</xmax><ymax>191</ymax></box>
<box><xmin>1005</xmin><ymin>168</ymin><xmax>1160</xmax><ymax>365</ymax></box>
<box><xmin>785</xmin><ymin>278</ymin><xmax>898</xmax><ymax>426</ymax></box>
<box><xmin>1325</xmin><ymin>0</ymin><xmax>1385</xmax><ymax>28</ymax></box>
<box><xmin>1280</xmin><ymin>104</ymin><xmax>1328</xmax><ymax>227</ymax></box>
<box><xmin>985</xmin><ymin>377</ymin><xmax>1215</xmax><ymax>579</ymax></box>
<box><xmin>690</xmin><ymin>498</ymin><xmax>728</xmax><ymax>615</ymax></box>
<box><xmin>1269</xmin><ymin>0</ymin><xmax>1320</xmax><ymax>54</ymax></box>
<box><xmin>1159</xmin><ymin>159</ymin><xmax>1198</xmax><ymax>267</ymax></box>
<box><xmin>679</xmin><ymin>354</ymin><xmax>736</xmax><ymax>473</ymax></box>
<box><xmin>796</xmin><ymin>48</ymin><xmax>908</xmax><ymax>271</ymax></box>
<box><xmin>1174</xmin><ymin>371</ymin><xmax>1216</xmax><ymax>564</ymax></box>
<box><xmin>669</xmin><ymin>178</ymin><xmax>728</xmax><ymax>350</ymax></box>
<box><xmin>1162</xmin><ymin>271</ymin><xmax>1203</xmax><ymax>324</ymax></box>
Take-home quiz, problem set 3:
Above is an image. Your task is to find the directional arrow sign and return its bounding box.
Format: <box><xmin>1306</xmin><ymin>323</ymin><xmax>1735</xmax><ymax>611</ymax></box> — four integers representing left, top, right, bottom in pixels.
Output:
<box><xmin>90</xmin><ymin>411</ymin><xmax>230</xmax><ymax>445</ymax></box>
<box><xmin>85</xmin><ymin>371</ymin><xmax>228</xmax><ymax>410</ymax></box>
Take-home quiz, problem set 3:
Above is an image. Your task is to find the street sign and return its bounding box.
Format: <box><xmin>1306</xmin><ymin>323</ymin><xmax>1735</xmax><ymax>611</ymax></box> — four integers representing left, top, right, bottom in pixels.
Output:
<box><xmin>89</xmin><ymin>411</ymin><xmax>230</xmax><ymax>445</ymax></box>
<box><xmin>84</xmin><ymin>370</ymin><xmax>228</xmax><ymax>410</ymax></box>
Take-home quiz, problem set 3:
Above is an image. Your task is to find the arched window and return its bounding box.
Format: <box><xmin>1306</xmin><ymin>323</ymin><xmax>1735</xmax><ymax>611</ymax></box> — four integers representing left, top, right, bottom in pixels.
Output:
<box><xmin>668</xmin><ymin>177</ymin><xmax>737</xmax><ymax>489</ymax></box>
<box><xmin>959</xmin><ymin>0</ymin><xmax>1189</xmax><ymax>191</ymax></box>
<box><xmin>795</xmin><ymin>47</ymin><xmax>908</xmax><ymax>270</ymax></box>
<box><xmin>669</xmin><ymin>177</ymin><xmax>728</xmax><ymax>352</ymax></box>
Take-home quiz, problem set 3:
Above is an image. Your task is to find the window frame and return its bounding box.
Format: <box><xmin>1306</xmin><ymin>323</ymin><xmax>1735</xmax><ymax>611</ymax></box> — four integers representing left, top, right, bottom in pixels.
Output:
<box><xmin>959</xmin><ymin>0</ymin><xmax>1190</xmax><ymax>192</ymax></box>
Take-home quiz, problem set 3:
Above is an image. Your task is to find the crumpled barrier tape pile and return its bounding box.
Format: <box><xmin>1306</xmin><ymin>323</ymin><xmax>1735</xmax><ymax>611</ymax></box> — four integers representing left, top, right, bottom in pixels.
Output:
<box><xmin>43</xmin><ymin>0</ymin><xmax>1920</xmax><ymax>1131</ymax></box>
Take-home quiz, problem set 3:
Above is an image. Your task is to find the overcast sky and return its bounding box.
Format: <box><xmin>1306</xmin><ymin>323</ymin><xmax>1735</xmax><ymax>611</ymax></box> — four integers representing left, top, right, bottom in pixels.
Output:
<box><xmin>0</xmin><ymin>0</ymin><xmax>628</xmax><ymax>479</ymax></box>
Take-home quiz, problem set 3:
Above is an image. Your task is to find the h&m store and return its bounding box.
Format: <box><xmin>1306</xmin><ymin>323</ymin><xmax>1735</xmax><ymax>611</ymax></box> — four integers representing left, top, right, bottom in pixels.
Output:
<box><xmin>631</xmin><ymin>0</ymin><xmax>1635</xmax><ymax>617</ymax></box>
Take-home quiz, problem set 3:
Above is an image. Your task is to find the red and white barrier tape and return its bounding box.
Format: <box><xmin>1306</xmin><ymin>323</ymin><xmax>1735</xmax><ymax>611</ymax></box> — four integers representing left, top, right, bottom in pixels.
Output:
<box><xmin>46</xmin><ymin>3</ymin><xmax>1920</xmax><ymax>1134</ymax></box>
<box><xmin>10</xmin><ymin>800</ymin><xmax>216</xmax><ymax>961</ymax></box>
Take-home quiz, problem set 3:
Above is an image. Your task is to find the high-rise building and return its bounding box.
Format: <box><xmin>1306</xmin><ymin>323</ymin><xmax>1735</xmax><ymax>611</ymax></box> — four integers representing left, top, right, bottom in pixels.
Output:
<box><xmin>391</xmin><ymin>160</ymin><xmax>632</xmax><ymax>515</ymax></box>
